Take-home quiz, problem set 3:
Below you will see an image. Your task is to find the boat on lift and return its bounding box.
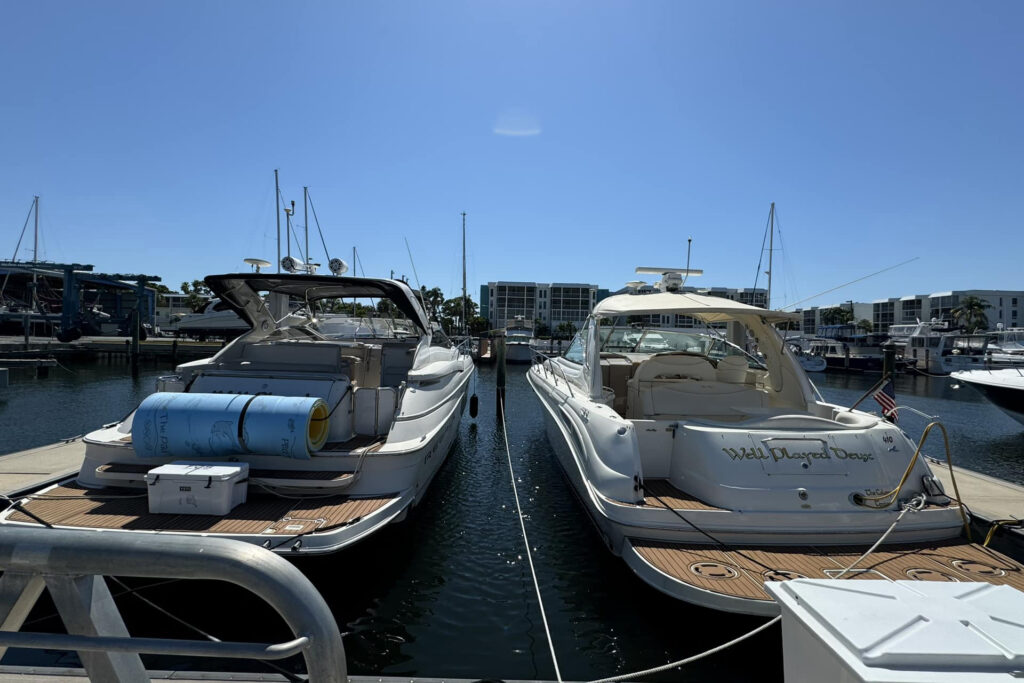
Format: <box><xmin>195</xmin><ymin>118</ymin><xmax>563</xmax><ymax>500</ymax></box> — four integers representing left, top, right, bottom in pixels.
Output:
<box><xmin>528</xmin><ymin>266</ymin><xmax>1023</xmax><ymax>615</ymax></box>
<box><xmin>0</xmin><ymin>272</ymin><xmax>476</xmax><ymax>555</ymax></box>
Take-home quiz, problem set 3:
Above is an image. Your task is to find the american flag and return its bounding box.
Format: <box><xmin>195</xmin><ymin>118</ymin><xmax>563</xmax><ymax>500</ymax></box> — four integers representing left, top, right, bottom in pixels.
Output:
<box><xmin>873</xmin><ymin>377</ymin><xmax>898</xmax><ymax>422</ymax></box>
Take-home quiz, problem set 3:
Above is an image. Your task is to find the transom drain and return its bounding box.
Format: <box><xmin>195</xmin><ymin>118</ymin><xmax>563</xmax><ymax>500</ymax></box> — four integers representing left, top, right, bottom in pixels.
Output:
<box><xmin>905</xmin><ymin>567</ymin><xmax>959</xmax><ymax>581</ymax></box>
<box><xmin>689</xmin><ymin>562</ymin><xmax>738</xmax><ymax>579</ymax></box>
<box><xmin>951</xmin><ymin>559</ymin><xmax>1005</xmax><ymax>576</ymax></box>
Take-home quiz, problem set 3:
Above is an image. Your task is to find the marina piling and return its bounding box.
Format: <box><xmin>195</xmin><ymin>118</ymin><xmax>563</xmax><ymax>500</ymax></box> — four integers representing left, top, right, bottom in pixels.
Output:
<box><xmin>495</xmin><ymin>336</ymin><xmax>506</xmax><ymax>422</ymax></box>
<box><xmin>882</xmin><ymin>342</ymin><xmax>896</xmax><ymax>377</ymax></box>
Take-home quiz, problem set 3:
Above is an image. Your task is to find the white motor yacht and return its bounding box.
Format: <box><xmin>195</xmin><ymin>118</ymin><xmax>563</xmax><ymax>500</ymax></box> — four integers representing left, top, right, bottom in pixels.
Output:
<box><xmin>527</xmin><ymin>271</ymin><xmax>1023</xmax><ymax>615</ymax></box>
<box><xmin>952</xmin><ymin>367</ymin><xmax>1024</xmax><ymax>427</ymax></box>
<box><xmin>0</xmin><ymin>273</ymin><xmax>476</xmax><ymax>555</ymax></box>
<box><xmin>505</xmin><ymin>317</ymin><xmax>535</xmax><ymax>364</ymax></box>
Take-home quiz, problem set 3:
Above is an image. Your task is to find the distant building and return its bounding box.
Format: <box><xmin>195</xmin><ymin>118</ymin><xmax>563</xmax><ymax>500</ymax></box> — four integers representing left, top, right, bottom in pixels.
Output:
<box><xmin>795</xmin><ymin>290</ymin><xmax>1024</xmax><ymax>336</ymax></box>
<box><xmin>870</xmin><ymin>290</ymin><xmax>1022</xmax><ymax>334</ymax></box>
<box><xmin>798</xmin><ymin>302</ymin><xmax>874</xmax><ymax>336</ymax></box>
<box><xmin>484</xmin><ymin>281</ymin><xmax>598</xmax><ymax>332</ymax></box>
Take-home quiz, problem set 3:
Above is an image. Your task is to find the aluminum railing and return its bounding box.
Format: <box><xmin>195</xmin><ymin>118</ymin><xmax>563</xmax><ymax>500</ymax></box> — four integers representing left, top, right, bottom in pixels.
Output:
<box><xmin>532</xmin><ymin>350</ymin><xmax>575</xmax><ymax>398</ymax></box>
<box><xmin>0</xmin><ymin>526</ymin><xmax>346</xmax><ymax>682</ymax></box>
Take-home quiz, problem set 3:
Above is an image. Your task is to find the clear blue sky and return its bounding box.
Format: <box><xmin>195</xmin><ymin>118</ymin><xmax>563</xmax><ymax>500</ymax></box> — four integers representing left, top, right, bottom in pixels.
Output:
<box><xmin>2</xmin><ymin>1</ymin><xmax>1021</xmax><ymax>310</ymax></box>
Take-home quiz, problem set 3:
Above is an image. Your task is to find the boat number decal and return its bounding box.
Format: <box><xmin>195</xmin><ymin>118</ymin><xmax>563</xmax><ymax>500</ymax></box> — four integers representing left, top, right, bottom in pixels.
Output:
<box><xmin>722</xmin><ymin>446</ymin><xmax>873</xmax><ymax>463</ymax></box>
<box><xmin>882</xmin><ymin>434</ymin><xmax>894</xmax><ymax>444</ymax></box>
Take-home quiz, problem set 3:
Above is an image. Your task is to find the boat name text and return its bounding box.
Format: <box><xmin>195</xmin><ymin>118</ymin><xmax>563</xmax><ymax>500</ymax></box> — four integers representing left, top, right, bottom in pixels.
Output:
<box><xmin>722</xmin><ymin>446</ymin><xmax>874</xmax><ymax>463</ymax></box>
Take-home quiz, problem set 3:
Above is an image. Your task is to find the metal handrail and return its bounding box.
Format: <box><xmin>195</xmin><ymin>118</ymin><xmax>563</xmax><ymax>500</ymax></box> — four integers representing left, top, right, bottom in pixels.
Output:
<box><xmin>0</xmin><ymin>526</ymin><xmax>346</xmax><ymax>682</ymax></box>
<box><xmin>532</xmin><ymin>350</ymin><xmax>575</xmax><ymax>398</ymax></box>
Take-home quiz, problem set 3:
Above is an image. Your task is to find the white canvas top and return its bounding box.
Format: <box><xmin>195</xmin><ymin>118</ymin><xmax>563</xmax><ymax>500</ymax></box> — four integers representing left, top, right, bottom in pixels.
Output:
<box><xmin>145</xmin><ymin>462</ymin><xmax>249</xmax><ymax>481</ymax></box>
<box><xmin>768</xmin><ymin>579</ymin><xmax>1024</xmax><ymax>670</ymax></box>
<box><xmin>592</xmin><ymin>291</ymin><xmax>799</xmax><ymax>324</ymax></box>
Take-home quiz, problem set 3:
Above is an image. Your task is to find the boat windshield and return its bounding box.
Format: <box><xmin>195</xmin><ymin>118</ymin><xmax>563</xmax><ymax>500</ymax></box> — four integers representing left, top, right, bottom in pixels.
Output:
<box><xmin>600</xmin><ymin>327</ymin><xmax>765</xmax><ymax>368</ymax></box>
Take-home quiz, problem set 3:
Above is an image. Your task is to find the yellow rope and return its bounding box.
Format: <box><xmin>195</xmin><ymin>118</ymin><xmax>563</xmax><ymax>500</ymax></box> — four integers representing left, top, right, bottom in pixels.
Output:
<box><xmin>854</xmin><ymin>421</ymin><xmax>971</xmax><ymax>541</ymax></box>
<box><xmin>983</xmin><ymin>519</ymin><xmax>1022</xmax><ymax>547</ymax></box>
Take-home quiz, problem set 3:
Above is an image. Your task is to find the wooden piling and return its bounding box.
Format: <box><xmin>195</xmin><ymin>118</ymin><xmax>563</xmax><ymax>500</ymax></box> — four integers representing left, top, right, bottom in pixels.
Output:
<box><xmin>495</xmin><ymin>336</ymin><xmax>506</xmax><ymax>422</ymax></box>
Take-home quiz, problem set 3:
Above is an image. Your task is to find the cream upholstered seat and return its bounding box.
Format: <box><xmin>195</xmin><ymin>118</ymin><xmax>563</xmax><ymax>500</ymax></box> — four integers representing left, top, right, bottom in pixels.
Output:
<box><xmin>633</xmin><ymin>354</ymin><xmax>716</xmax><ymax>382</ymax></box>
<box><xmin>627</xmin><ymin>354</ymin><xmax>764</xmax><ymax>419</ymax></box>
<box><xmin>716</xmin><ymin>355</ymin><xmax>751</xmax><ymax>384</ymax></box>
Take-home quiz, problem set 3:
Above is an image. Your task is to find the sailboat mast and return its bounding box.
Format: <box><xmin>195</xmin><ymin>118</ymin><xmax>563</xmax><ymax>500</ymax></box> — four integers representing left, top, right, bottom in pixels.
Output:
<box><xmin>461</xmin><ymin>211</ymin><xmax>467</xmax><ymax>336</ymax></box>
<box><xmin>33</xmin><ymin>196</ymin><xmax>39</xmax><ymax>264</ymax></box>
<box><xmin>31</xmin><ymin>196</ymin><xmax>39</xmax><ymax>312</ymax></box>
<box><xmin>767</xmin><ymin>201</ymin><xmax>775</xmax><ymax>309</ymax></box>
<box><xmin>303</xmin><ymin>186</ymin><xmax>309</xmax><ymax>268</ymax></box>
<box><xmin>275</xmin><ymin>170</ymin><xmax>281</xmax><ymax>272</ymax></box>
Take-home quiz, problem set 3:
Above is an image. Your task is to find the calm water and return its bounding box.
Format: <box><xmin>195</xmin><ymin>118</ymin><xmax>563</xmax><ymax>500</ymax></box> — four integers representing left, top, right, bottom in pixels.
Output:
<box><xmin>0</xmin><ymin>360</ymin><xmax>1021</xmax><ymax>680</ymax></box>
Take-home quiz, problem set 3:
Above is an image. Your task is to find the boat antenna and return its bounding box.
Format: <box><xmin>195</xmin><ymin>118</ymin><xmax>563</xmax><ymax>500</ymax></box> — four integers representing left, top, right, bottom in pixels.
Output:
<box><xmin>403</xmin><ymin>237</ymin><xmax>429</xmax><ymax>313</ymax></box>
<box><xmin>681</xmin><ymin>237</ymin><xmax>694</xmax><ymax>287</ymax></box>
<box><xmin>781</xmin><ymin>257</ymin><xmax>920</xmax><ymax>310</ymax></box>
<box><xmin>306</xmin><ymin>189</ymin><xmax>333</xmax><ymax>266</ymax></box>
<box><xmin>461</xmin><ymin>211</ymin><xmax>467</xmax><ymax>336</ymax></box>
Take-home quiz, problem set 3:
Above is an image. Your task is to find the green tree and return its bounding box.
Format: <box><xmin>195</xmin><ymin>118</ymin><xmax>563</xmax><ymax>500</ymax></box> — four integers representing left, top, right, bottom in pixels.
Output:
<box><xmin>180</xmin><ymin>280</ymin><xmax>211</xmax><ymax>312</ymax></box>
<box><xmin>440</xmin><ymin>295</ymin><xmax>478</xmax><ymax>334</ymax></box>
<box><xmin>952</xmin><ymin>296</ymin><xmax>991</xmax><ymax>333</ymax></box>
<box><xmin>534</xmin><ymin>318</ymin><xmax>551</xmax><ymax>338</ymax></box>
<box><xmin>468</xmin><ymin>316</ymin><xmax>490</xmax><ymax>334</ymax></box>
<box><xmin>376</xmin><ymin>299</ymin><xmax>398</xmax><ymax>317</ymax></box>
<box><xmin>856</xmin><ymin>318</ymin><xmax>874</xmax><ymax>334</ymax></box>
<box><xmin>150</xmin><ymin>283</ymin><xmax>173</xmax><ymax>307</ymax></box>
<box><xmin>819</xmin><ymin>306</ymin><xmax>854</xmax><ymax>326</ymax></box>
<box><xmin>419</xmin><ymin>286</ymin><xmax>445</xmax><ymax>319</ymax></box>
<box><xmin>554</xmin><ymin>321</ymin><xmax>577</xmax><ymax>339</ymax></box>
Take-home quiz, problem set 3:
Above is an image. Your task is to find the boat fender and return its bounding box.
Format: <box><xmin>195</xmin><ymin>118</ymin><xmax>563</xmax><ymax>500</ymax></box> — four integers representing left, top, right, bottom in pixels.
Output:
<box><xmin>469</xmin><ymin>394</ymin><xmax>479</xmax><ymax>418</ymax></box>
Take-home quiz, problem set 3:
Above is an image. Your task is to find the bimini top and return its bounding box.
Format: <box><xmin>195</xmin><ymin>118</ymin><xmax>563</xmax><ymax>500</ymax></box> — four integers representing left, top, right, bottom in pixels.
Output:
<box><xmin>593</xmin><ymin>291</ymin><xmax>799</xmax><ymax>325</ymax></box>
<box><xmin>205</xmin><ymin>273</ymin><xmax>431</xmax><ymax>333</ymax></box>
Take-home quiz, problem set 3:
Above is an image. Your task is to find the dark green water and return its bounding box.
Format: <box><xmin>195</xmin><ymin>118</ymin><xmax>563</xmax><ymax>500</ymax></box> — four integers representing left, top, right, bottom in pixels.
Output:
<box><xmin>0</xmin><ymin>361</ymin><xmax>1020</xmax><ymax>680</ymax></box>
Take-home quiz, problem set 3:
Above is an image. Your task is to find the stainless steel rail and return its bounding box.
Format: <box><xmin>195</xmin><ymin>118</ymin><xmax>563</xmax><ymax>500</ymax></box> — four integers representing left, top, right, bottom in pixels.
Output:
<box><xmin>0</xmin><ymin>526</ymin><xmax>346</xmax><ymax>682</ymax></box>
<box><xmin>532</xmin><ymin>351</ymin><xmax>575</xmax><ymax>398</ymax></box>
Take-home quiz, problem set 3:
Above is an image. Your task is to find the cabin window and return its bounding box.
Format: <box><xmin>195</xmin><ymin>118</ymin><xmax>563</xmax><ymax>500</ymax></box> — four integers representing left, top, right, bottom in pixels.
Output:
<box><xmin>563</xmin><ymin>327</ymin><xmax>588</xmax><ymax>364</ymax></box>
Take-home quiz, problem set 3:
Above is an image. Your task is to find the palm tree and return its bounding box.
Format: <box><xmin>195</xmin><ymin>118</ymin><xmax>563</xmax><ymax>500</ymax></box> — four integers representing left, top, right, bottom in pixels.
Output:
<box><xmin>951</xmin><ymin>296</ymin><xmax>991</xmax><ymax>333</ymax></box>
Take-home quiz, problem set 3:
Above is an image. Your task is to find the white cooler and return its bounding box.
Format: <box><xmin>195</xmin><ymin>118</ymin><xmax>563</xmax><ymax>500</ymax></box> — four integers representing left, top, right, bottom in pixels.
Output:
<box><xmin>766</xmin><ymin>579</ymin><xmax>1024</xmax><ymax>683</ymax></box>
<box><xmin>144</xmin><ymin>462</ymin><xmax>249</xmax><ymax>515</ymax></box>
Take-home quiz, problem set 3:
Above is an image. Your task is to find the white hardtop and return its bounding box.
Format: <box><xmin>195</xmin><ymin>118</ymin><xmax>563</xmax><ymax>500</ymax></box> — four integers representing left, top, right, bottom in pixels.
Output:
<box><xmin>144</xmin><ymin>462</ymin><xmax>249</xmax><ymax>481</ymax></box>
<box><xmin>593</xmin><ymin>291</ymin><xmax>799</xmax><ymax>325</ymax></box>
<box><xmin>768</xmin><ymin>579</ymin><xmax>1024</xmax><ymax>676</ymax></box>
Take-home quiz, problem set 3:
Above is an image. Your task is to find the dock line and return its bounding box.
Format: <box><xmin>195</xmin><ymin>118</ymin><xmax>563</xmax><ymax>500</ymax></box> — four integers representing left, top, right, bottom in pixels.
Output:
<box><xmin>499</xmin><ymin>394</ymin><xmax>563</xmax><ymax>683</ymax></box>
<box><xmin>586</xmin><ymin>494</ymin><xmax>926</xmax><ymax>683</ymax></box>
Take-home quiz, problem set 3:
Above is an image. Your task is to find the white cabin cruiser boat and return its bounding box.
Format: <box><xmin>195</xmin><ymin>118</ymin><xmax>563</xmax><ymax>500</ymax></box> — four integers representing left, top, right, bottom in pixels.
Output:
<box><xmin>952</xmin><ymin>367</ymin><xmax>1024</xmax><ymax>427</ymax></box>
<box><xmin>0</xmin><ymin>273</ymin><xmax>476</xmax><ymax>555</ymax></box>
<box><xmin>527</xmin><ymin>275</ymin><xmax>1023</xmax><ymax>615</ymax></box>
<box><xmin>505</xmin><ymin>317</ymin><xmax>534</xmax><ymax>364</ymax></box>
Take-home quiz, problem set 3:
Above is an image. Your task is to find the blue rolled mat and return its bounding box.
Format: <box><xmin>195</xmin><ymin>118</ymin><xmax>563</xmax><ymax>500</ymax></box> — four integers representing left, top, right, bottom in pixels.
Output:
<box><xmin>132</xmin><ymin>393</ymin><xmax>330</xmax><ymax>459</ymax></box>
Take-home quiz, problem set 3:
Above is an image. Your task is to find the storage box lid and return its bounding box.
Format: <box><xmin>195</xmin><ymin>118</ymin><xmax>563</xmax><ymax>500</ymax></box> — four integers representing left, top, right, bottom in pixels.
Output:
<box><xmin>767</xmin><ymin>579</ymin><xmax>1024</xmax><ymax>670</ymax></box>
<box><xmin>144</xmin><ymin>461</ymin><xmax>249</xmax><ymax>481</ymax></box>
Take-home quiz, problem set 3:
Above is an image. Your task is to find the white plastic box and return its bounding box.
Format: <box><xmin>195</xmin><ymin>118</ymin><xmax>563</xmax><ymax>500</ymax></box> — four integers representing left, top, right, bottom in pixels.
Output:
<box><xmin>765</xmin><ymin>579</ymin><xmax>1024</xmax><ymax>683</ymax></box>
<box><xmin>144</xmin><ymin>462</ymin><xmax>249</xmax><ymax>515</ymax></box>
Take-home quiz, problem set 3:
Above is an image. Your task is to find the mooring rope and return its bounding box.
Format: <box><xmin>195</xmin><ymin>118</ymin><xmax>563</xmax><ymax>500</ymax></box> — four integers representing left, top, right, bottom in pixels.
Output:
<box><xmin>498</xmin><ymin>394</ymin><xmax>563</xmax><ymax>683</ymax></box>
<box><xmin>584</xmin><ymin>495</ymin><xmax>926</xmax><ymax>683</ymax></box>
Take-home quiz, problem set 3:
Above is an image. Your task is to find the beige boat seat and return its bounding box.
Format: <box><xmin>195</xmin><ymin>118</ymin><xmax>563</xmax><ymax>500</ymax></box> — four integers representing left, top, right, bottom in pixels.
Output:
<box><xmin>627</xmin><ymin>354</ymin><xmax>764</xmax><ymax>419</ymax></box>
<box><xmin>716</xmin><ymin>355</ymin><xmax>752</xmax><ymax>384</ymax></box>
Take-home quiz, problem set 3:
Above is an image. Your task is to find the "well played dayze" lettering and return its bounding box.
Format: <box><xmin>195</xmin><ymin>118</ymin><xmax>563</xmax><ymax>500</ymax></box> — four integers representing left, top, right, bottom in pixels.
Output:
<box><xmin>721</xmin><ymin>446</ymin><xmax>874</xmax><ymax>463</ymax></box>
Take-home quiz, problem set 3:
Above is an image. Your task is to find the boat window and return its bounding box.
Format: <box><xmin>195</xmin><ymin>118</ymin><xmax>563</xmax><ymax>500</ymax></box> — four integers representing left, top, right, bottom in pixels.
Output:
<box><xmin>564</xmin><ymin>326</ymin><xmax>588</xmax><ymax>364</ymax></box>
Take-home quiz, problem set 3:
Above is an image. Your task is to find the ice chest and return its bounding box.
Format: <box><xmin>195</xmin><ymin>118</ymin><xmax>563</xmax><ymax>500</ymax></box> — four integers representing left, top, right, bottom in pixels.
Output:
<box><xmin>144</xmin><ymin>462</ymin><xmax>249</xmax><ymax>515</ymax></box>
